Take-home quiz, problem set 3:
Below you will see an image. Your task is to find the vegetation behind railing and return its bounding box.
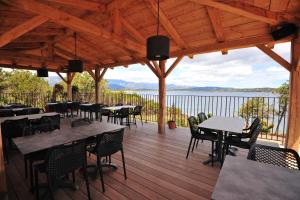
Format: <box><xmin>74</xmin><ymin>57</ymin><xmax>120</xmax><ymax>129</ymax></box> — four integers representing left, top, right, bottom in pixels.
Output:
<box><xmin>0</xmin><ymin>92</ymin><xmax>287</xmax><ymax>144</ymax></box>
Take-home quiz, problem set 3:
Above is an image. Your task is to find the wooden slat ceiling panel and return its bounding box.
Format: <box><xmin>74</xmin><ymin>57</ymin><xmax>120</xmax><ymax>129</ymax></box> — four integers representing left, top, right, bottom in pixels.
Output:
<box><xmin>0</xmin><ymin>0</ymin><xmax>299</xmax><ymax>70</ymax></box>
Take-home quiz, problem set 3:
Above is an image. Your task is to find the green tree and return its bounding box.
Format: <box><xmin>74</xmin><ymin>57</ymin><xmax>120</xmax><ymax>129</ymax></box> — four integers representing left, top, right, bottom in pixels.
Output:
<box><xmin>239</xmin><ymin>98</ymin><xmax>273</xmax><ymax>134</ymax></box>
<box><xmin>273</xmin><ymin>81</ymin><xmax>289</xmax><ymax>134</ymax></box>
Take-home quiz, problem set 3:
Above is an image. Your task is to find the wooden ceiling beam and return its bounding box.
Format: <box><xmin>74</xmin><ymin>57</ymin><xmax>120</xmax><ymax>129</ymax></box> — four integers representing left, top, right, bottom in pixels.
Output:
<box><xmin>0</xmin><ymin>60</ymin><xmax>59</xmax><ymax>71</ymax></box>
<box><xmin>120</xmin><ymin>17</ymin><xmax>145</xmax><ymax>44</ymax></box>
<box><xmin>144</xmin><ymin>0</ymin><xmax>188</xmax><ymax>49</ymax></box>
<box><xmin>145</xmin><ymin>61</ymin><xmax>160</xmax><ymax>78</ymax></box>
<box><xmin>48</xmin><ymin>0</ymin><xmax>106</xmax><ymax>12</ymax></box>
<box><xmin>0</xmin><ymin>15</ymin><xmax>48</xmax><ymax>48</ymax></box>
<box><xmin>0</xmin><ymin>50</ymin><xmax>66</xmax><ymax>66</ymax></box>
<box><xmin>7</xmin><ymin>0</ymin><xmax>145</xmax><ymax>55</ymax></box>
<box><xmin>190</xmin><ymin>0</ymin><xmax>282</xmax><ymax>25</ymax></box>
<box><xmin>256</xmin><ymin>44</ymin><xmax>291</xmax><ymax>71</ymax></box>
<box><xmin>54</xmin><ymin>45</ymin><xmax>94</xmax><ymax>65</ymax></box>
<box><xmin>56</xmin><ymin>72</ymin><xmax>67</xmax><ymax>83</ymax></box>
<box><xmin>206</xmin><ymin>7</ymin><xmax>225</xmax><ymax>42</ymax></box>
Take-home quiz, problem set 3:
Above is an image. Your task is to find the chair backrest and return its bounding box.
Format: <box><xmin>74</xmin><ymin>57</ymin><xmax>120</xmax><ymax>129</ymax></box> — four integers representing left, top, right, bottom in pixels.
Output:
<box><xmin>247</xmin><ymin>124</ymin><xmax>261</xmax><ymax>147</ymax></box>
<box><xmin>0</xmin><ymin>109</ymin><xmax>14</xmax><ymax>117</ymax></box>
<box><xmin>1</xmin><ymin>118</ymin><xmax>30</xmax><ymax>138</ymax></box>
<box><xmin>248</xmin><ymin>117</ymin><xmax>260</xmax><ymax>130</ymax></box>
<box><xmin>197</xmin><ymin>112</ymin><xmax>207</xmax><ymax>123</ymax></box>
<box><xmin>28</xmin><ymin>108</ymin><xmax>40</xmax><ymax>114</ymax></box>
<box><xmin>71</xmin><ymin>118</ymin><xmax>92</xmax><ymax>127</ymax></box>
<box><xmin>69</xmin><ymin>102</ymin><xmax>80</xmax><ymax>110</ymax></box>
<box><xmin>46</xmin><ymin>141</ymin><xmax>86</xmax><ymax>180</ymax></box>
<box><xmin>56</xmin><ymin>103</ymin><xmax>68</xmax><ymax>113</ymax></box>
<box><xmin>188</xmin><ymin>116</ymin><xmax>199</xmax><ymax>136</ymax></box>
<box><xmin>39</xmin><ymin>114</ymin><xmax>60</xmax><ymax>132</ymax></box>
<box><xmin>247</xmin><ymin>144</ymin><xmax>300</xmax><ymax>170</ymax></box>
<box><xmin>95</xmin><ymin>129</ymin><xmax>125</xmax><ymax>157</ymax></box>
<box><xmin>115</xmin><ymin>103</ymin><xmax>123</xmax><ymax>106</ymax></box>
<box><xmin>133</xmin><ymin>105</ymin><xmax>142</xmax><ymax>115</ymax></box>
<box><xmin>15</xmin><ymin>109</ymin><xmax>29</xmax><ymax>116</ymax></box>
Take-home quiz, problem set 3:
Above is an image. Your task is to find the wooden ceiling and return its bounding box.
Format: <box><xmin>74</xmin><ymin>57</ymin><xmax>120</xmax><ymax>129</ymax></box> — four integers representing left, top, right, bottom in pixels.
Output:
<box><xmin>0</xmin><ymin>0</ymin><xmax>299</xmax><ymax>72</ymax></box>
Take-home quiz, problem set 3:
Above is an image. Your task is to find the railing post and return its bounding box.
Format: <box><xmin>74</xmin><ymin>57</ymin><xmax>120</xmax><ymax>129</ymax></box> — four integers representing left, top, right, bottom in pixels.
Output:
<box><xmin>67</xmin><ymin>72</ymin><xmax>73</xmax><ymax>101</ymax></box>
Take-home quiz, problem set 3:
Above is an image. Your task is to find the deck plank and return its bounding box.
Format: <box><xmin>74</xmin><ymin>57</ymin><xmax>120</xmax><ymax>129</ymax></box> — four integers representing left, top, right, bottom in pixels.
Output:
<box><xmin>5</xmin><ymin>119</ymin><xmax>223</xmax><ymax>200</ymax></box>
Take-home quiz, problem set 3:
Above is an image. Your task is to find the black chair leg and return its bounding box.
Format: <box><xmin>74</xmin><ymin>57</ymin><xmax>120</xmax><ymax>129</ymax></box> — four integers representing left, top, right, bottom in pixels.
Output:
<box><xmin>34</xmin><ymin>168</ymin><xmax>39</xmax><ymax>200</ymax></box>
<box><xmin>24</xmin><ymin>157</ymin><xmax>28</xmax><ymax>178</ymax></box>
<box><xmin>97</xmin><ymin>156</ymin><xmax>105</xmax><ymax>192</ymax></box>
<box><xmin>140</xmin><ymin>114</ymin><xmax>143</xmax><ymax>126</ymax></box>
<box><xmin>186</xmin><ymin>137</ymin><xmax>193</xmax><ymax>159</ymax></box>
<box><xmin>196</xmin><ymin>139</ymin><xmax>199</xmax><ymax>148</ymax></box>
<box><xmin>211</xmin><ymin>141</ymin><xmax>214</xmax><ymax>167</ymax></box>
<box><xmin>30</xmin><ymin>160</ymin><xmax>34</xmax><ymax>192</ymax></box>
<box><xmin>83</xmin><ymin>167</ymin><xmax>91</xmax><ymax>200</ymax></box>
<box><xmin>72</xmin><ymin>171</ymin><xmax>76</xmax><ymax>183</ymax></box>
<box><xmin>191</xmin><ymin>138</ymin><xmax>196</xmax><ymax>152</ymax></box>
<box><xmin>121</xmin><ymin>149</ymin><xmax>127</xmax><ymax>179</ymax></box>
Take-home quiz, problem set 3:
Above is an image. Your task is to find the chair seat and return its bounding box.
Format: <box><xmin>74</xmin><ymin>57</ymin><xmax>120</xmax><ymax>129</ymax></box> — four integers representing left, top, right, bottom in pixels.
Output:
<box><xmin>226</xmin><ymin>135</ymin><xmax>250</xmax><ymax>149</ymax></box>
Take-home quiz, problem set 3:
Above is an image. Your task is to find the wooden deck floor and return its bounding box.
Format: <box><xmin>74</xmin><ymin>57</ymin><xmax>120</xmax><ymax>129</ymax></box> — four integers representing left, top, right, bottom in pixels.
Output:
<box><xmin>5</xmin><ymin>119</ymin><xmax>222</xmax><ymax>200</ymax></box>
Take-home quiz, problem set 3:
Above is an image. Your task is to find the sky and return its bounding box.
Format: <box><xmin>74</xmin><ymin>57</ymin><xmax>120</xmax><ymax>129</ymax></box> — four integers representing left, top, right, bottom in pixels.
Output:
<box><xmin>103</xmin><ymin>42</ymin><xmax>291</xmax><ymax>88</ymax></box>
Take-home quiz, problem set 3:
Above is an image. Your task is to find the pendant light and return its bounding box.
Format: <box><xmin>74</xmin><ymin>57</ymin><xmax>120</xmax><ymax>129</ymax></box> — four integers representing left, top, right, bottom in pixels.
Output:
<box><xmin>68</xmin><ymin>32</ymin><xmax>83</xmax><ymax>72</ymax></box>
<box><xmin>37</xmin><ymin>49</ymin><xmax>48</xmax><ymax>77</ymax></box>
<box><xmin>147</xmin><ymin>0</ymin><xmax>170</xmax><ymax>61</ymax></box>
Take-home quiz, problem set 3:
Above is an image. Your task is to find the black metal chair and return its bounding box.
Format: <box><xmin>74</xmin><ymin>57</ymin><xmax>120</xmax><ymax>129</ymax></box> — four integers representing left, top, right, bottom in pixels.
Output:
<box><xmin>0</xmin><ymin>109</ymin><xmax>14</xmax><ymax>117</ymax></box>
<box><xmin>223</xmin><ymin>124</ymin><xmax>262</xmax><ymax>160</ymax></box>
<box><xmin>34</xmin><ymin>141</ymin><xmax>91</xmax><ymax>200</ymax></box>
<box><xmin>28</xmin><ymin>108</ymin><xmax>40</xmax><ymax>115</ymax></box>
<box><xmin>130</xmin><ymin>105</ymin><xmax>143</xmax><ymax>126</ymax></box>
<box><xmin>100</xmin><ymin>105</ymin><xmax>114</xmax><ymax>123</ymax></box>
<box><xmin>68</xmin><ymin>102</ymin><xmax>80</xmax><ymax>117</ymax></box>
<box><xmin>230</xmin><ymin>117</ymin><xmax>260</xmax><ymax>139</ymax></box>
<box><xmin>87</xmin><ymin>129</ymin><xmax>127</xmax><ymax>192</ymax></box>
<box><xmin>115</xmin><ymin>108</ymin><xmax>130</xmax><ymax>127</ymax></box>
<box><xmin>1</xmin><ymin>118</ymin><xmax>30</xmax><ymax>163</ymax></box>
<box><xmin>197</xmin><ymin>112</ymin><xmax>207</xmax><ymax>124</ymax></box>
<box><xmin>247</xmin><ymin>144</ymin><xmax>300</xmax><ymax>170</ymax></box>
<box><xmin>88</xmin><ymin>104</ymin><xmax>104</xmax><ymax>120</ymax></box>
<box><xmin>186</xmin><ymin>116</ymin><xmax>218</xmax><ymax>166</ymax></box>
<box><xmin>56</xmin><ymin>103</ymin><xmax>68</xmax><ymax>117</ymax></box>
<box><xmin>115</xmin><ymin>103</ymin><xmax>123</xmax><ymax>106</ymax></box>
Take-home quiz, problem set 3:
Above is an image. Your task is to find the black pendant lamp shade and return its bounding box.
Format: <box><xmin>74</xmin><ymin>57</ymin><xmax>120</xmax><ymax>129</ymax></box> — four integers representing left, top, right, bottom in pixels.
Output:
<box><xmin>37</xmin><ymin>68</ymin><xmax>48</xmax><ymax>77</ymax></box>
<box><xmin>68</xmin><ymin>32</ymin><xmax>83</xmax><ymax>72</ymax></box>
<box><xmin>147</xmin><ymin>35</ymin><xmax>169</xmax><ymax>60</ymax></box>
<box><xmin>146</xmin><ymin>0</ymin><xmax>170</xmax><ymax>61</ymax></box>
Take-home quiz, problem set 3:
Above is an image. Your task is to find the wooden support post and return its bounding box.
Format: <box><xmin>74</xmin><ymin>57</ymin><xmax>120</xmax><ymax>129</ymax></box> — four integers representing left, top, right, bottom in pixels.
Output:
<box><xmin>158</xmin><ymin>60</ymin><xmax>166</xmax><ymax>134</ymax></box>
<box><xmin>287</xmin><ymin>37</ymin><xmax>300</xmax><ymax>152</ymax></box>
<box><xmin>66</xmin><ymin>72</ymin><xmax>74</xmax><ymax>101</ymax></box>
<box><xmin>95</xmin><ymin>66</ymin><xmax>100</xmax><ymax>104</ymax></box>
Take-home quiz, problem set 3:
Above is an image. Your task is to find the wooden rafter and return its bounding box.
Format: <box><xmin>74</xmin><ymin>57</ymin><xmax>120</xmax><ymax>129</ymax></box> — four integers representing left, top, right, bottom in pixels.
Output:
<box><xmin>165</xmin><ymin>56</ymin><xmax>184</xmax><ymax>77</ymax></box>
<box><xmin>99</xmin><ymin>68</ymin><xmax>108</xmax><ymax>81</ymax></box>
<box><xmin>206</xmin><ymin>7</ymin><xmax>225</xmax><ymax>42</ymax></box>
<box><xmin>49</xmin><ymin>0</ymin><xmax>106</xmax><ymax>12</ymax></box>
<box><xmin>152</xmin><ymin>61</ymin><xmax>162</xmax><ymax>77</ymax></box>
<box><xmin>56</xmin><ymin>72</ymin><xmax>67</xmax><ymax>83</ymax></box>
<box><xmin>0</xmin><ymin>15</ymin><xmax>48</xmax><ymax>48</ymax></box>
<box><xmin>120</xmin><ymin>17</ymin><xmax>145</xmax><ymax>44</ymax></box>
<box><xmin>256</xmin><ymin>44</ymin><xmax>291</xmax><ymax>71</ymax></box>
<box><xmin>8</xmin><ymin>0</ymin><xmax>145</xmax><ymax>55</ymax></box>
<box><xmin>112</xmin><ymin>7</ymin><xmax>122</xmax><ymax>35</ymax></box>
<box><xmin>144</xmin><ymin>0</ymin><xmax>188</xmax><ymax>49</ymax></box>
<box><xmin>87</xmin><ymin>69</ymin><xmax>96</xmax><ymax>80</ymax></box>
<box><xmin>190</xmin><ymin>0</ymin><xmax>283</xmax><ymax>25</ymax></box>
<box><xmin>145</xmin><ymin>61</ymin><xmax>160</xmax><ymax>78</ymax></box>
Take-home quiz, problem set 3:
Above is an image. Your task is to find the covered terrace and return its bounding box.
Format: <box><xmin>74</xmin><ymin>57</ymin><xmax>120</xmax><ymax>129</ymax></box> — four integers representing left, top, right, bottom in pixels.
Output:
<box><xmin>0</xmin><ymin>0</ymin><xmax>300</xmax><ymax>199</ymax></box>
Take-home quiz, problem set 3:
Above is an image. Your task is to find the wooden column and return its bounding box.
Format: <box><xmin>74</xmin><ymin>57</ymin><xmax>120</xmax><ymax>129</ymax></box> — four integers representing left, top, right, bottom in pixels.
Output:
<box><xmin>158</xmin><ymin>60</ymin><xmax>166</xmax><ymax>134</ymax></box>
<box><xmin>0</xmin><ymin>128</ymin><xmax>7</xmax><ymax>199</ymax></box>
<box><xmin>95</xmin><ymin>67</ymin><xmax>100</xmax><ymax>104</ymax></box>
<box><xmin>67</xmin><ymin>72</ymin><xmax>73</xmax><ymax>101</ymax></box>
<box><xmin>287</xmin><ymin>37</ymin><xmax>300</xmax><ymax>151</ymax></box>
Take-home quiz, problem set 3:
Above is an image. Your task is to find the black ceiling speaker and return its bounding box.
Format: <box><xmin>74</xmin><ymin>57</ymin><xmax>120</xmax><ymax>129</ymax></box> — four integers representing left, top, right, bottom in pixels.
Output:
<box><xmin>68</xmin><ymin>32</ymin><xmax>84</xmax><ymax>72</ymax></box>
<box><xmin>37</xmin><ymin>68</ymin><xmax>48</xmax><ymax>77</ymax></box>
<box><xmin>271</xmin><ymin>23</ymin><xmax>298</xmax><ymax>41</ymax></box>
<box><xmin>146</xmin><ymin>0</ymin><xmax>170</xmax><ymax>61</ymax></box>
<box><xmin>68</xmin><ymin>60</ymin><xmax>83</xmax><ymax>72</ymax></box>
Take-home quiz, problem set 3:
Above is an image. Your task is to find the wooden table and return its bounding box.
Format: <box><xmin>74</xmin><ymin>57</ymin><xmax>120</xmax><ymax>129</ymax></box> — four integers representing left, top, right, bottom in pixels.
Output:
<box><xmin>0</xmin><ymin>112</ymin><xmax>59</xmax><ymax>124</ymax></box>
<box><xmin>212</xmin><ymin>156</ymin><xmax>300</xmax><ymax>200</ymax></box>
<box><xmin>13</xmin><ymin>121</ymin><xmax>126</xmax><ymax>155</ymax></box>
<box><xmin>198</xmin><ymin>116</ymin><xmax>245</xmax><ymax>165</ymax></box>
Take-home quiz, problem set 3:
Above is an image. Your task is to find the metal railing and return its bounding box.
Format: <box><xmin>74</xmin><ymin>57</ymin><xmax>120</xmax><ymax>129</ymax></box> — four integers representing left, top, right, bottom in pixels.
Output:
<box><xmin>0</xmin><ymin>92</ymin><xmax>288</xmax><ymax>144</ymax></box>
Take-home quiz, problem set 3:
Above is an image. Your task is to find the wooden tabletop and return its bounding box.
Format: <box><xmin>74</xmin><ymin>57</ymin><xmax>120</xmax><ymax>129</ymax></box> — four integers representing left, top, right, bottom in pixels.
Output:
<box><xmin>103</xmin><ymin>105</ymin><xmax>136</xmax><ymax>111</ymax></box>
<box><xmin>13</xmin><ymin>121</ymin><xmax>126</xmax><ymax>155</ymax></box>
<box><xmin>212</xmin><ymin>156</ymin><xmax>300</xmax><ymax>200</ymax></box>
<box><xmin>0</xmin><ymin>112</ymin><xmax>59</xmax><ymax>124</ymax></box>
<box><xmin>198</xmin><ymin>116</ymin><xmax>245</xmax><ymax>133</ymax></box>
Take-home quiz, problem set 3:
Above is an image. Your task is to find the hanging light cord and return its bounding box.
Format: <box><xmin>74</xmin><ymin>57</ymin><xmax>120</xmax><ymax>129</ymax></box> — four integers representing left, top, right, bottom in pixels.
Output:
<box><xmin>157</xmin><ymin>0</ymin><xmax>160</xmax><ymax>36</ymax></box>
<box><xmin>74</xmin><ymin>32</ymin><xmax>77</xmax><ymax>59</ymax></box>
